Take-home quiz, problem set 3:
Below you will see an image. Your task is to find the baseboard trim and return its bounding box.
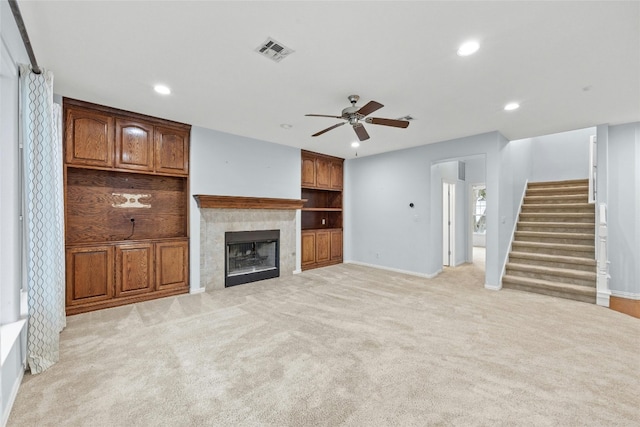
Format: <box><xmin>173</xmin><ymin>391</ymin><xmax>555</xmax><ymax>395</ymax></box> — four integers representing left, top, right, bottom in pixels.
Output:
<box><xmin>2</xmin><ymin>364</ymin><xmax>24</xmax><ymax>427</ymax></box>
<box><xmin>345</xmin><ymin>260</ymin><xmax>440</xmax><ymax>279</ymax></box>
<box><xmin>610</xmin><ymin>290</ymin><xmax>640</xmax><ymax>300</ymax></box>
<box><xmin>609</xmin><ymin>294</ymin><xmax>640</xmax><ymax>319</ymax></box>
<box><xmin>485</xmin><ymin>283</ymin><xmax>502</xmax><ymax>291</ymax></box>
<box><xmin>189</xmin><ymin>287</ymin><xmax>206</xmax><ymax>295</ymax></box>
<box><xmin>293</xmin><ymin>269</ymin><xmax>302</xmax><ymax>275</ymax></box>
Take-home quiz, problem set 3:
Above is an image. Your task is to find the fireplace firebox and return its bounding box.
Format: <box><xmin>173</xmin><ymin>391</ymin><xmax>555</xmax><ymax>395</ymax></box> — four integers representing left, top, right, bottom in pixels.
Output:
<box><xmin>225</xmin><ymin>230</ymin><xmax>280</xmax><ymax>287</ymax></box>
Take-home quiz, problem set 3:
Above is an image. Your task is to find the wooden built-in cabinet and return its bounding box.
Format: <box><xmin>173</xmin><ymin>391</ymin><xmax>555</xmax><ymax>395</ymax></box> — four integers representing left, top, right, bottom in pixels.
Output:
<box><xmin>65</xmin><ymin>245</ymin><xmax>114</xmax><ymax>306</ymax></box>
<box><xmin>301</xmin><ymin>150</ymin><xmax>344</xmax><ymax>270</ymax></box>
<box><xmin>115</xmin><ymin>119</ymin><xmax>154</xmax><ymax>172</ymax></box>
<box><xmin>115</xmin><ymin>242</ymin><xmax>155</xmax><ymax>298</ymax></box>
<box><xmin>64</xmin><ymin>98</ymin><xmax>190</xmax><ymax>315</ymax></box>
<box><xmin>65</xmin><ymin>99</ymin><xmax>189</xmax><ymax>176</ymax></box>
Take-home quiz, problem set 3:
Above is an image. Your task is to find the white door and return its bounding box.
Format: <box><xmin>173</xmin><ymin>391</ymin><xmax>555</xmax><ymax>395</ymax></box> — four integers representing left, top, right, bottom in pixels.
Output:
<box><xmin>443</xmin><ymin>181</ymin><xmax>455</xmax><ymax>266</ymax></box>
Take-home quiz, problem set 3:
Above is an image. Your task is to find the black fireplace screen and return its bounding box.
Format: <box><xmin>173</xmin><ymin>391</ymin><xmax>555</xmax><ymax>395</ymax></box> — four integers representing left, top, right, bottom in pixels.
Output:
<box><xmin>225</xmin><ymin>230</ymin><xmax>280</xmax><ymax>287</ymax></box>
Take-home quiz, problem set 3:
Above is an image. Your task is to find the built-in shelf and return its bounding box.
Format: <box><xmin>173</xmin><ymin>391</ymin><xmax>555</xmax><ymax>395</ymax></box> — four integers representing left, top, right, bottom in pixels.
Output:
<box><xmin>302</xmin><ymin>208</ymin><xmax>342</xmax><ymax>212</ymax></box>
<box><xmin>301</xmin><ymin>186</ymin><xmax>342</xmax><ymax>192</ymax></box>
<box><xmin>301</xmin><ymin>150</ymin><xmax>344</xmax><ymax>269</ymax></box>
<box><xmin>194</xmin><ymin>195</ymin><xmax>306</xmax><ymax>210</ymax></box>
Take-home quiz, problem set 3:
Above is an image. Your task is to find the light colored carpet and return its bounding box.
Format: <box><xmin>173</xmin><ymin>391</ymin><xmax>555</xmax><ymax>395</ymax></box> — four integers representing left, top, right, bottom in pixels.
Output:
<box><xmin>8</xmin><ymin>261</ymin><xmax>640</xmax><ymax>426</ymax></box>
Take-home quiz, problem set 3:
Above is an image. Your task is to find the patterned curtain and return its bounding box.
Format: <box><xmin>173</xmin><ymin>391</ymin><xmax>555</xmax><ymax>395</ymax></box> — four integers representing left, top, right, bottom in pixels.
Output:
<box><xmin>20</xmin><ymin>64</ymin><xmax>66</xmax><ymax>374</ymax></box>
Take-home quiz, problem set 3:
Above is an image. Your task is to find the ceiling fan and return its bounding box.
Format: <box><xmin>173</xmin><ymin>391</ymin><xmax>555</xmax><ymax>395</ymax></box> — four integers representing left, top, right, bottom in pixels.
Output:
<box><xmin>306</xmin><ymin>95</ymin><xmax>410</xmax><ymax>141</ymax></box>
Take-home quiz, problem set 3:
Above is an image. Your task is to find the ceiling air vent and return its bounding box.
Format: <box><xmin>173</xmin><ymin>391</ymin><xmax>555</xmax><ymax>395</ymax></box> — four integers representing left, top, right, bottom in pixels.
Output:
<box><xmin>255</xmin><ymin>37</ymin><xmax>294</xmax><ymax>62</ymax></box>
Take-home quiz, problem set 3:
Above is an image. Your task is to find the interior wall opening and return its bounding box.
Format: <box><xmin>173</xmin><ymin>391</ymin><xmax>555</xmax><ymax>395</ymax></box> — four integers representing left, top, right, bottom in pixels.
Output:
<box><xmin>431</xmin><ymin>154</ymin><xmax>486</xmax><ymax>280</ymax></box>
<box><xmin>471</xmin><ymin>183</ymin><xmax>487</xmax><ymax>270</ymax></box>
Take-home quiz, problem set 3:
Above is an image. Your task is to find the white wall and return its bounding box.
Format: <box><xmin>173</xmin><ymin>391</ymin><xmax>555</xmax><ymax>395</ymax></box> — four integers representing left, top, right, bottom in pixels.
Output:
<box><xmin>345</xmin><ymin>131</ymin><xmax>508</xmax><ymax>287</ymax></box>
<box><xmin>188</xmin><ymin>126</ymin><xmax>300</xmax><ymax>290</ymax></box>
<box><xmin>606</xmin><ymin>122</ymin><xmax>640</xmax><ymax>297</ymax></box>
<box><xmin>513</xmin><ymin>127</ymin><xmax>594</xmax><ymax>183</ymax></box>
<box><xmin>0</xmin><ymin>0</ymin><xmax>29</xmax><ymax>422</ymax></box>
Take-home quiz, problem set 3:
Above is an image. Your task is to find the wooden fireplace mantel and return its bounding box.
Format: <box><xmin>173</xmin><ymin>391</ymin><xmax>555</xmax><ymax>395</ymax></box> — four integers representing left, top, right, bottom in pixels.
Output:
<box><xmin>193</xmin><ymin>195</ymin><xmax>306</xmax><ymax>210</ymax></box>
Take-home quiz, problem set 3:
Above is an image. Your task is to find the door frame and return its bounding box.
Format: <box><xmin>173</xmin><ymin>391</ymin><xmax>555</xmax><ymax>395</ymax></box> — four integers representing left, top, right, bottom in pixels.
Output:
<box><xmin>442</xmin><ymin>179</ymin><xmax>456</xmax><ymax>267</ymax></box>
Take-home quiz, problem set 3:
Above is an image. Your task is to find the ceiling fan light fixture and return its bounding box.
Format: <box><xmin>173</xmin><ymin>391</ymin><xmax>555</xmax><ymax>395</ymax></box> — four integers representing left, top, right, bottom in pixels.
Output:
<box><xmin>457</xmin><ymin>41</ymin><xmax>480</xmax><ymax>56</ymax></box>
<box><xmin>351</xmin><ymin>141</ymin><xmax>360</xmax><ymax>148</ymax></box>
<box><xmin>306</xmin><ymin>95</ymin><xmax>409</xmax><ymax>141</ymax></box>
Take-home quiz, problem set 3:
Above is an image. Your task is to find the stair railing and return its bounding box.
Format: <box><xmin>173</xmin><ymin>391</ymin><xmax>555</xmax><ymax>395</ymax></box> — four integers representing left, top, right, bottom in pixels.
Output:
<box><xmin>596</xmin><ymin>203</ymin><xmax>611</xmax><ymax>306</ymax></box>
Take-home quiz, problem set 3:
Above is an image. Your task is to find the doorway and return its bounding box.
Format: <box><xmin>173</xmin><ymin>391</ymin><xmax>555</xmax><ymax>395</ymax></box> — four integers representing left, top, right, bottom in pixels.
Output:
<box><xmin>442</xmin><ymin>180</ymin><xmax>456</xmax><ymax>267</ymax></box>
<box><xmin>470</xmin><ymin>183</ymin><xmax>486</xmax><ymax>270</ymax></box>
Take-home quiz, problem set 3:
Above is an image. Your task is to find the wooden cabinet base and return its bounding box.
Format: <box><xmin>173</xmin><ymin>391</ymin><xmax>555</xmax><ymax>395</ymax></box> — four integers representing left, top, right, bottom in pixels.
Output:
<box><xmin>66</xmin><ymin>238</ymin><xmax>189</xmax><ymax>315</ymax></box>
<box><xmin>300</xmin><ymin>228</ymin><xmax>342</xmax><ymax>271</ymax></box>
<box><xmin>301</xmin><ymin>259</ymin><xmax>343</xmax><ymax>271</ymax></box>
<box><xmin>65</xmin><ymin>287</ymin><xmax>189</xmax><ymax>316</ymax></box>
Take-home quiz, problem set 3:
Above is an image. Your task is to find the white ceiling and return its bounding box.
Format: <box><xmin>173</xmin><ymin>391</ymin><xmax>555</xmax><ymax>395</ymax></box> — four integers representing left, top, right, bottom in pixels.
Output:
<box><xmin>18</xmin><ymin>1</ymin><xmax>640</xmax><ymax>159</ymax></box>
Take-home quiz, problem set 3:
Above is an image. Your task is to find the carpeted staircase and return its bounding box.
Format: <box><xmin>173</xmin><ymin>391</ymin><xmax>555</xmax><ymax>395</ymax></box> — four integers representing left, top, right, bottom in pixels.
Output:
<box><xmin>502</xmin><ymin>179</ymin><xmax>597</xmax><ymax>303</ymax></box>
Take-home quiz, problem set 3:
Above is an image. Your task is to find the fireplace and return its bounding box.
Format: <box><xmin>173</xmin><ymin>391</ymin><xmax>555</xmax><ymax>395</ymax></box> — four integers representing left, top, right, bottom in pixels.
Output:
<box><xmin>194</xmin><ymin>195</ymin><xmax>304</xmax><ymax>291</ymax></box>
<box><xmin>225</xmin><ymin>229</ymin><xmax>280</xmax><ymax>287</ymax></box>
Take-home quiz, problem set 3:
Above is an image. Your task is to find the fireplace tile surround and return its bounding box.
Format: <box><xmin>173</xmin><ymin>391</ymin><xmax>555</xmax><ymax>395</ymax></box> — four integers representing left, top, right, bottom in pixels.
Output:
<box><xmin>194</xmin><ymin>195</ymin><xmax>304</xmax><ymax>291</ymax></box>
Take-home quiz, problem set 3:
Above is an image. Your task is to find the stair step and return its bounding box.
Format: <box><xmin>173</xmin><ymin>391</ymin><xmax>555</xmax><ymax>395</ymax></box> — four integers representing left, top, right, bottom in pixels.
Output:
<box><xmin>502</xmin><ymin>275</ymin><xmax>596</xmax><ymax>304</ymax></box>
<box><xmin>526</xmin><ymin>186</ymin><xmax>589</xmax><ymax>196</ymax></box>
<box><xmin>519</xmin><ymin>212</ymin><xmax>594</xmax><ymax>223</ymax></box>
<box><xmin>521</xmin><ymin>203</ymin><xmax>594</xmax><ymax>213</ymax></box>
<box><xmin>523</xmin><ymin>194</ymin><xmax>588</xmax><ymax>204</ymax></box>
<box><xmin>509</xmin><ymin>251</ymin><xmax>596</xmax><ymax>272</ymax></box>
<box><xmin>514</xmin><ymin>230</ymin><xmax>595</xmax><ymax>245</ymax></box>
<box><xmin>517</xmin><ymin>222</ymin><xmax>595</xmax><ymax>233</ymax></box>
<box><xmin>512</xmin><ymin>241</ymin><xmax>595</xmax><ymax>257</ymax></box>
<box><xmin>506</xmin><ymin>262</ymin><xmax>596</xmax><ymax>287</ymax></box>
<box><xmin>504</xmin><ymin>179</ymin><xmax>596</xmax><ymax>304</ymax></box>
<box><xmin>527</xmin><ymin>179</ymin><xmax>589</xmax><ymax>188</ymax></box>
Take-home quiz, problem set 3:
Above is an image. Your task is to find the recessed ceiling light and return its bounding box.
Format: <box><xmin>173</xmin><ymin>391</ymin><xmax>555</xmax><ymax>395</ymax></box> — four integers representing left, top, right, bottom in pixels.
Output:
<box><xmin>504</xmin><ymin>102</ymin><xmax>520</xmax><ymax>111</ymax></box>
<box><xmin>280</xmin><ymin>123</ymin><xmax>293</xmax><ymax>129</ymax></box>
<box><xmin>154</xmin><ymin>84</ymin><xmax>171</xmax><ymax>95</ymax></box>
<box><xmin>351</xmin><ymin>142</ymin><xmax>360</xmax><ymax>148</ymax></box>
<box><xmin>457</xmin><ymin>41</ymin><xmax>480</xmax><ymax>56</ymax></box>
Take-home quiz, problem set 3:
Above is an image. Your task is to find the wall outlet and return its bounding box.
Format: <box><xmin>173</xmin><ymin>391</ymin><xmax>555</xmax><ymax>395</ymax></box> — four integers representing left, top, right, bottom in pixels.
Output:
<box><xmin>321</xmin><ymin>218</ymin><xmax>326</xmax><ymax>225</ymax></box>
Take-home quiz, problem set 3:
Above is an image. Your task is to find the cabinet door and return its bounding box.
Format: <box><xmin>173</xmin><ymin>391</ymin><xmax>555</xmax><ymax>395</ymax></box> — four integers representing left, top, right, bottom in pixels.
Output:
<box><xmin>301</xmin><ymin>231</ymin><xmax>316</xmax><ymax>266</ymax></box>
<box><xmin>315</xmin><ymin>158</ymin><xmax>331</xmax><ymax>188</ymax></box>
<box><xmin>115</xmin><ymin>119</ymin><xmax>154</xmax><ymax>172</ymax></box>
<box><xmin>155</xmin><ymin>240</ymin><xmax>189</xmax><ymax>290</ymax></box>
<box><xmin>65</xmin><ymin>107</ymin><xmax>114</xmax><ymax>167</ymax></box>
<box><xmin>301</xmin><ymin>155</ymin><xmax>316</xmax><ymax>187</ymax></box>
<box><xmin>154</xmin><ymin>126</ymin><xmax>189</xmax><ymax>175</ymax></box>
<box><xmin>115</xmin><ymin>243</ymin><xmax>154</xmax><ymax>297</ymax></box>
<box><xmin>66</xmin><ymin>245</ymin><xmax>114</xmax><ymax>307</ymax></box>
<box><xmin>330</xmin><ymin>161</ymin><xmax>343</xmax><ymax>190</ymax></box>
<box><xmin>330</xmin><ymin>229</ymin><xmax>343</xmax><ymax>261</ymax></box>
<box><xmin>315</xmin><ymin>230</ymin><xmax>331</xmax><ymax>263</ymax></box>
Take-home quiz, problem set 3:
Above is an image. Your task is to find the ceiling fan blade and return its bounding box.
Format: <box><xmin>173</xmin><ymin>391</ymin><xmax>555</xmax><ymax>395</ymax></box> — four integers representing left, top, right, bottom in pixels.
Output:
<box><xmin>365</xmin><ymin>117</ymin><xmax>410</xmax><ymax>128</ymax></box>
<box><xmin>356</xmin><ymin>101</ymin><xmax>384</xmax><ymax>117</ymax></box>
<box><xmin>353</xmin><ymin>123</ymin><xmax>370</xmax><ymax>141</ymax></box>
<box><xmin>312</xmin><ymin>122</ymin><xmax>346</xmax><ymax>137</ymax></box>
<box><xmin>305</xmin><ymin>114</ymin><xmax>343</xmax><ymax>119</ymax></box>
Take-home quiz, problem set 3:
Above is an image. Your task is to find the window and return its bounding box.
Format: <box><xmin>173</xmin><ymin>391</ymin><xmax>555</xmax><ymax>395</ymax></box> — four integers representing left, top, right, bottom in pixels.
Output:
<box><xmin>473</xmin><ymin>185</ymin><xmax>486</xmax><ymax>234</ymax></box>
